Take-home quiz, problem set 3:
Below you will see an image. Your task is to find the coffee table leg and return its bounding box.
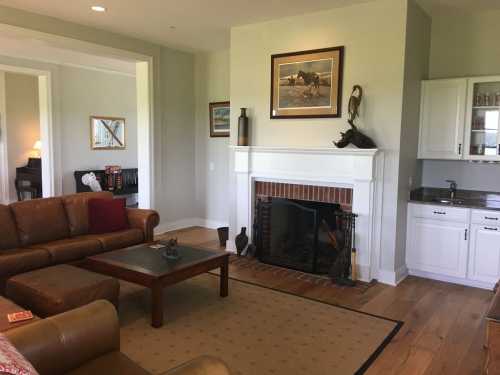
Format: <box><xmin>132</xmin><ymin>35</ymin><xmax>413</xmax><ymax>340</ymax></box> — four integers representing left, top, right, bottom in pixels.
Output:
<box><xmin>220</xmin><ymin>256</ymin><xmax>229</xmax><ymax>297</ymax></box>
<box><xmin>151</xmin><ymin>284</ymin><xmax>164</xmax><ymax>328</ymax></box>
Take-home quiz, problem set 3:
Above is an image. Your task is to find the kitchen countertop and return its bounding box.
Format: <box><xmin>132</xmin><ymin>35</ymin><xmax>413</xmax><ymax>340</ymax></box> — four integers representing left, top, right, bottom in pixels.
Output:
<box><xmin>409</xmin><ymin>187</ymin><xmax>500</xmax><ymax>211</ymax></box>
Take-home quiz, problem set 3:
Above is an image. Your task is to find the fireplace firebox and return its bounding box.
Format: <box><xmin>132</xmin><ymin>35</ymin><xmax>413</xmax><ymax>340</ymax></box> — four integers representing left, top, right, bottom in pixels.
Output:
<box><xmin>254</xmin><ymin>197</ymin><xmax>353</xmax><ymax>275</ymax></box>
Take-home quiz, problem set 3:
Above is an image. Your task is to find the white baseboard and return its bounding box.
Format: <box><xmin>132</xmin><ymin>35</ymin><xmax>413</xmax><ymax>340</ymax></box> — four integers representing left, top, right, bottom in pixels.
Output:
<box><xmin>356</xmin><ymin>264</ymin><xmax>371</xmax><ymax>283</ymax></box>
<box><xmin>377</xmin><ymin>265</ymin><xmax>408</xmax><ymax>286</ymax></box>
<box><xmin>154</xmin><ymin>218</ymin><xmax>229</xmax><ymax>235</ymax></box>
<box><xmin>154</xmin><ymin>218</ymin><xmax>200</xmax><ymax>235</ymax></box>
<box><xmin>198</xmin><ymin>219</ymin><xmax>229</xmax><ymax>230</ymax></box>
<box><xmin>408</xmin><ymin>269</ymin><xmax>494</xmax><ymax>290</ymax></box>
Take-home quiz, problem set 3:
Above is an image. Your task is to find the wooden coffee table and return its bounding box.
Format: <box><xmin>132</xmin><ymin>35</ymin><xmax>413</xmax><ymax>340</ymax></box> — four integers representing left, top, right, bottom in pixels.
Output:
<box><xmin>84</xmin><ymin>243</ymin><xmax>229</xmax><ymax>328</ymax></box>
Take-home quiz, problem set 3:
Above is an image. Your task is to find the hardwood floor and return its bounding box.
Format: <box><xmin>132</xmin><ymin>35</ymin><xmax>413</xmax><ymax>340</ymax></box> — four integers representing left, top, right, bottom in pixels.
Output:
<box><xmin>160</xmin><ymin>226</ymin><xmax>492</xmax><ymax>375</ymax></box>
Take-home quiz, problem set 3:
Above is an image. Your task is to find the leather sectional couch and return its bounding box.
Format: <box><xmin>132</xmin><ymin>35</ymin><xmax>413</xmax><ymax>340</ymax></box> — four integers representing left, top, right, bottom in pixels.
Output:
<box><xmin>0</xmin><ymin>192</ymin><xmax>159</xmax><ymax>287</ymax></box>
<box><xmin>0</xmin><ymin>193</ymin><xmax>231</xmax><ymax>374</ymax></box>
<box><xmin>5</xmin><ymin>300</ymin><xmax>231</xmax><ymax>375</ymax></box>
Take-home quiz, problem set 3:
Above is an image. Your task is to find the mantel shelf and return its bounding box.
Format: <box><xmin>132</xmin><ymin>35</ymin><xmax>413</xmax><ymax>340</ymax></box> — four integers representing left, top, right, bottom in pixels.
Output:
<box><xmin>230</xmin><ymin>145</ymin><xmax>379</xmax><ymax>157</ymax></box>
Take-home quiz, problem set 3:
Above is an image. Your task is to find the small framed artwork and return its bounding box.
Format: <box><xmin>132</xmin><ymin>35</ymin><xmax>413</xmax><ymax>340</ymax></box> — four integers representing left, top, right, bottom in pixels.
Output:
<box><xmin>270</xmin><ymin>46</ymin><xmax>344</xmax><ymax>119</ymax></box>
<box><xmin>90</xmin><ymin>116</ymin><xmax>126</xmax><ymax>150</ymax></box>
<box><xmin>209</xmin><ymin>101</ymin><xmax>230</xmax><ymax>137</ymax></box>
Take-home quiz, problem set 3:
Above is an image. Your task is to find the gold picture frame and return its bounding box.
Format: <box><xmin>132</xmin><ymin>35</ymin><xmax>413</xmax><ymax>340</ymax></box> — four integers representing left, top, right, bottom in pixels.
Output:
<box><xmin>90</xmin><ymin>116</ymin><xmax>126</xmax><ymax>150</ymax></box>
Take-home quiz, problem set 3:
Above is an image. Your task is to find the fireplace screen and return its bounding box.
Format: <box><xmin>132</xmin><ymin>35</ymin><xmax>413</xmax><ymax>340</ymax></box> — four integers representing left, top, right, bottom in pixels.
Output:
<box><xmin>255</xmin><ymin>197</ymin><xmax>344</xmax><ymax>274</ymax></box>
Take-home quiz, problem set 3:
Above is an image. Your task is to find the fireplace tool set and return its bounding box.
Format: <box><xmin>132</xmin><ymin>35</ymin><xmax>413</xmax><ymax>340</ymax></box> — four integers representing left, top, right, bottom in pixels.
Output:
<box><xmin>328</xmin><ymin>211</ymin><xmax>358</xmax><ymax>286</ymax></box>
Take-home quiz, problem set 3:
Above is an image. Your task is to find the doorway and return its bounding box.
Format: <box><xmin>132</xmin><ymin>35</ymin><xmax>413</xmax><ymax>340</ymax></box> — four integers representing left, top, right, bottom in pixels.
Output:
<box><xmin>0</xmin><ymin>67</ymin><xmax>49</xmax><ymax>204</ymax></box>
<box><xmin>0</xmin><ymin>27</ymin><xmax>154</xmax><ymax>208</ymax></box>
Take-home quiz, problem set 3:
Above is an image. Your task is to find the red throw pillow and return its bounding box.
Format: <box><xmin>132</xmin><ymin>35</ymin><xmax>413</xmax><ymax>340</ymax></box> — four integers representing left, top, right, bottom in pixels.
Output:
<box><xmin>88</xmin><ymin>198</ymin><xmax>129</xmax><ymax>234</ymax></box>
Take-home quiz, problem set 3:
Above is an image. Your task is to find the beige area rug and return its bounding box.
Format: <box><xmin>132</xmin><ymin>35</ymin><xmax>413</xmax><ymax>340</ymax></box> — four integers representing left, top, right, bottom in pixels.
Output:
<box><xmin>119</xmin><ymin>274</ymin><xmax>402</xmax><ymax>375</ymax></box>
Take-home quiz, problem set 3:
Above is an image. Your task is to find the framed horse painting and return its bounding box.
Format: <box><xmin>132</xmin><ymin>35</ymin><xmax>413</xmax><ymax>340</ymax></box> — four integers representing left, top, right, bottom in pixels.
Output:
<box><xmin>270</xmin><ymin>46</ymin><xmax>344</xmax><ymax>119</ymax></box>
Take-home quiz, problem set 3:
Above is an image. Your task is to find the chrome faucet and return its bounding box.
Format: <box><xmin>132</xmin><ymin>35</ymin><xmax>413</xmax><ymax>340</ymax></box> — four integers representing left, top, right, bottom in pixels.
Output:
<box><xmin>446</xmin><ymin>180</ymin><xmax>457</xmax><ymax>199</ymax></box>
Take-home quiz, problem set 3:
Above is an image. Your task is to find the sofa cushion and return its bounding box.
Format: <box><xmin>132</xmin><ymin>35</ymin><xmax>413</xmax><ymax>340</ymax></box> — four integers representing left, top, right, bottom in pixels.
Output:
<box><xmin>88</xmin><ymin>198</ymin><xmax>129</xmax><ymax>234</ymax></box>
<box><xmin>0</xmin><ymin>206</ymin><xmax>19</xmax><ymax>251</ymax></box>
<box><xmin>0</xmin><ymin>248</ymin><xmax>51</xmax><ymax>279</ymax></box>
<box><xmin>10</xmin><ymin>198</ymin><xmax>70</xmax><ymax>246</ymax></box>
<box><xmin>78</xmin><ymin>229</ymin><xmax>144</xmax><ymax>252</ymax></box>
<box><xmin>66</xmin><ymin>352</ymin><xmax>149</xmax><ymax>375</ymax></box>
<box><xmin>63</xmin><ymin>192</ymin><xmax>113</xmax><ymax>237</ymax></box>
<box><xmin>31</xmin><ymin>238</ymin><xmax>102</xmax><ymax>264</ymax></box>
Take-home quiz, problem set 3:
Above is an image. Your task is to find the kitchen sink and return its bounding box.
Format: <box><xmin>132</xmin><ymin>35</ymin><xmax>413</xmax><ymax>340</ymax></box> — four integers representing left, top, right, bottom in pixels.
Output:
<box><xmin>432</xmin><ymin>197</ymin><xmax>465</xmax><ymax>205</ymax></box>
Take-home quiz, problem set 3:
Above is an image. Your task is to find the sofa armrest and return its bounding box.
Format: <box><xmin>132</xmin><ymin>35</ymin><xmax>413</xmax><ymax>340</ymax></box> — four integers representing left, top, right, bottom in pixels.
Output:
<box><xmin>5</xmin><ymin>300</ymin><xmax>119</xmax><ymax>375</ymax></box>
<box><xmin>163</xmin><ymin>356</ymin><xmax>231</xmax><ymax>375</ymax></box>
<box><xmin>127</xmin><ymin>208</ymin><xmax>160</xmax><ymax>242</ymax></box>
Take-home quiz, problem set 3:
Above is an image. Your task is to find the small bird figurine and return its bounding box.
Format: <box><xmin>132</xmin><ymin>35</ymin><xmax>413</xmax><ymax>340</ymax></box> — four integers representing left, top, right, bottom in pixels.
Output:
<box><xmin>347</xmin><ymin>85</ymin><xmax>363</xmax><ymax>129</ymax></box>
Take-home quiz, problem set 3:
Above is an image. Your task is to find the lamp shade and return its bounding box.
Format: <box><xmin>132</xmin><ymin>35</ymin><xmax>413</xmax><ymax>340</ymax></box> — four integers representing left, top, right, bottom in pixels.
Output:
<box><xmin>33</xmin><ymin>140</ymin><xmax>42</xmax><ymax>150</ymax></box>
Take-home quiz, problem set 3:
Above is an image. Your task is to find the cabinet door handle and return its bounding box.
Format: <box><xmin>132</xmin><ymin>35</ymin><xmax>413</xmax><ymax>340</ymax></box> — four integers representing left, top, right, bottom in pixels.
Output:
<box><xmin>498</xmin><ymin>144</ymin><xmax>500</xmax><ymax>155</ymax></box>
<box><xmin>433</xmin><ymin>211</ymin><xmax>446</xmax><ymax>215</ymax></box>
<box><xmin>485</xmin><ymin>216</ymin><xmax>499</xmax><ymax>221</ymax></box>
<box><xmin>484</xmin><ymin>227</ymin><xmax>499</xmax><ymax>231</ymax></box>
<box><xmin>465</xmin><ymin>229</ymin><xmax>468</xmax><ymax>240</ymax></box>
<box><xmin>458</xmin><ymin>143</ymin><xmax>462</xmax><ymax>155</ymax></box>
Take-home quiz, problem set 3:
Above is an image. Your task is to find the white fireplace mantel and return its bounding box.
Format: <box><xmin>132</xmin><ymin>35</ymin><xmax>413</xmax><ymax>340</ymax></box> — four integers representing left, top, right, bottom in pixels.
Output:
<box><xmin>228</xmin><ymin>145</ymin><xmax>384</xmax><ymax>283</ymax></box>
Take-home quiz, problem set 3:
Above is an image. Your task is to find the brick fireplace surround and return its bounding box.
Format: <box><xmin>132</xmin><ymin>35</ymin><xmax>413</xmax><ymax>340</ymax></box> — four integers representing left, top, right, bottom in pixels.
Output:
<box><xmin>255</xmin><ymin>181</ymin><xmax>353</xmax><ymax>212</ymax></box>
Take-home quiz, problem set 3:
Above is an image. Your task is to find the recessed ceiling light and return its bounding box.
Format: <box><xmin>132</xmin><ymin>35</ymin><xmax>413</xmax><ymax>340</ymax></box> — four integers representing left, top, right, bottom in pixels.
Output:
<box><xmin>91</xmin><ymin>5</ymin><xmax>106</xmax><ymax>12</ymax></box>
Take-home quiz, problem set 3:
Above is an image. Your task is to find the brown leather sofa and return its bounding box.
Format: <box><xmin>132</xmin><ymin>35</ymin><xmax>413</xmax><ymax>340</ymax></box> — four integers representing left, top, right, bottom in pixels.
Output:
<box><xmin>5</xmin><ymin>300</ymin><xmax>231</xmax><ymax>375</ymax></box>
<box><xmin>0</xmin><ymin>192</ymin><xmax>159</xmax><ymax>287</ymax></box>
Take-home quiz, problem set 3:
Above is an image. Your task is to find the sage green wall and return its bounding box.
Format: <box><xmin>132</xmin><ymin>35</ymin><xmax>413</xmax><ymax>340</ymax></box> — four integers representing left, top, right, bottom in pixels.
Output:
<box><xmin>396</xmin><ymin>0</ymin><xmax>431</xmax><ymax>273</ymax></box>
<box><xmin>229</xmin><ymin>0</ymin><xmax>408</xmax><ymax>275</ymax></box>
<box><xmin>160</xmin><ymin>47</ymin><xmax>197</xmax><ymax>223</ymax></box>
<box><xmin>195</xmin><ymin>50</ymin><xmax>230</xmax><ymax>226</ymax></box>
<box><xmin>0</xmin><ymin>4</ymin><xmax>196</xmax><ymax>227</ymax></box>
<box><xmin>429</xmin><ymin>9</ymin><xmax>500</xmax><ymax>79</ymax></box>
<box><xmin>59</xmin><ymin>66</ymin><xmax>137</xmax><ymax>195</ymax></box>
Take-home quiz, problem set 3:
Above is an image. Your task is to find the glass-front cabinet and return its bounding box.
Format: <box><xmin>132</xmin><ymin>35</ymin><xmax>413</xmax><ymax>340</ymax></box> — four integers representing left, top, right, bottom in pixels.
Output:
<box><xmin>465</xmin><ymin>76</ymin><xmax>500</xmax><ymax>160</ymax></box>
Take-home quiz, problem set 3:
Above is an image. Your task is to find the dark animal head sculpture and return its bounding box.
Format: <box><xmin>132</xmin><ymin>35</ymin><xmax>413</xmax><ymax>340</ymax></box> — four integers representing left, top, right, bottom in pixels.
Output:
<box><xmin>334</xmin><ymin>85</ymin><xmax>377</xmax><ymax>149</ymax></box>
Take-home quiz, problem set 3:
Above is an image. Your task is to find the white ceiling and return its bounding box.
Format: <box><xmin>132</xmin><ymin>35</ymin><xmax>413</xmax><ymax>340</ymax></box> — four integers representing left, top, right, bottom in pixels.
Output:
<box><xmin>0</xmin><ymin>0</ymin><xmax>374</xmax><ymax>51</ymax></box>
<box><xmin>0</xmin><ymin>0</ymin><xmax>498</xmax><ymax>52</ymax></box>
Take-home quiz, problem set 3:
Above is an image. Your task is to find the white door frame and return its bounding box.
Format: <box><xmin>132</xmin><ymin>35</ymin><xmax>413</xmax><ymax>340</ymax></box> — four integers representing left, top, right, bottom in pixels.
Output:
<box><xmin>0</xmin><ymin>25</ymin><xmax>156</xmax><ymax>208</ymax></box>
<box><xmin>136</xmin><ymin>60</ymin><xmax>155</xmax><ymax>209</ymax></box>
<box><xmin>0</xmin><ymin>71</ymin><xmax>8</xmax><ymax>204</ymax></box>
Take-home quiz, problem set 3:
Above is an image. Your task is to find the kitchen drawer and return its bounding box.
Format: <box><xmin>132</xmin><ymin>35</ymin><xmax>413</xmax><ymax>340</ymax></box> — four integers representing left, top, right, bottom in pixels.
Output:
<box><xmin>409</xmin><ymin>203</ymin><xmax>469</xmax><ymax>223</ymax></box>
<box><xmin>471</xmin><ymin>209</ymin><xmax>500</xmax><ymax>225</ymax></box>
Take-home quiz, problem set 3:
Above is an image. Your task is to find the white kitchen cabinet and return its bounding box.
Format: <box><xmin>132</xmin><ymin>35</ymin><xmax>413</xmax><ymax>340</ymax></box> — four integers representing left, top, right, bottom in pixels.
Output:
<box><xmin>464</xmin><ymin>76</ymin><xmax>500</xmax><ymax>161</ymax></box>
<box><xmin>418</xmin><ymin>79</ymin><xmax>467</xmax><ymax>160</ymax></box>
<box><xmin>407</xmin><ymin>215</ymin><xmax>469</xmax><ymax>278</ymax></box>
<box><xmin>406</xmin><ymin>203</ymin><xmax>500</xmax><ymax>289</ymax></box>
<box><xmin>467</xmin><ymin>209</ymin><xmax>500</xmax><ymax>284</ymax></box>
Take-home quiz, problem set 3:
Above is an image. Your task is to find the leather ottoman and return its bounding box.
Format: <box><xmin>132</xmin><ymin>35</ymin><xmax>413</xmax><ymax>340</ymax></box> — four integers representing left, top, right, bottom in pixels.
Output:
<box><xmin>5</xmin><ymin>264</ymin><xmax>119</xmax><ymax>318</ymax></box>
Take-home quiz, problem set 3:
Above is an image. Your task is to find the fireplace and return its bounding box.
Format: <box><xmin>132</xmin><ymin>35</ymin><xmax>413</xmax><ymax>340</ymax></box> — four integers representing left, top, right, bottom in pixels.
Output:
<box><xmin>229</xmin><ymin>146</ymin><xmax>381</xmax><ymax>283</ymax></box>
<box><xmin>255</xmin><ymin>197</ymin><xmax>345</xmax><ymax>274</ymax></box>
